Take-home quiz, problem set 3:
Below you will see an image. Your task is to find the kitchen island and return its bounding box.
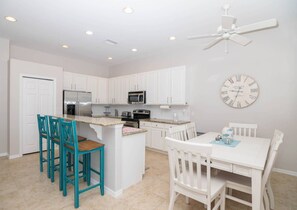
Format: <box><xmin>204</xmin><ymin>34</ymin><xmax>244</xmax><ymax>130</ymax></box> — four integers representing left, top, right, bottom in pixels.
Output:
<box><xmin>55</xmin><ymin>115</ymin><xmax>147</xmax><ymax>197</ymax></box>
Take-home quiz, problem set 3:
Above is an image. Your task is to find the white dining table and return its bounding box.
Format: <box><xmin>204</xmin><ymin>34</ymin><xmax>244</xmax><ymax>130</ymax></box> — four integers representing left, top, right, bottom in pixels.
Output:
<box><xmin>188</xmin><ymin>132</ymin><xmax>271</xmax><ymax>210</ymax></box>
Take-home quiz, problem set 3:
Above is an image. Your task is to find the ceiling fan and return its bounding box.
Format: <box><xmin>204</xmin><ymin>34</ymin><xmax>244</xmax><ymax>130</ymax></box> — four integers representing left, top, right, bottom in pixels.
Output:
<box><xmin>187</xmin><ymin>5</ymin><xmax>278</xmax><ymax>53</ymax></box>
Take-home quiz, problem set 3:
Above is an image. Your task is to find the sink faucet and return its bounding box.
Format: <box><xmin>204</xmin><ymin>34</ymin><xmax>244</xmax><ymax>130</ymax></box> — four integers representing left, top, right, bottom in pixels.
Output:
<box><xmin>115</xmin><ymin>109</ymin><xmax>119</xmax><ymax>117</ymax></box>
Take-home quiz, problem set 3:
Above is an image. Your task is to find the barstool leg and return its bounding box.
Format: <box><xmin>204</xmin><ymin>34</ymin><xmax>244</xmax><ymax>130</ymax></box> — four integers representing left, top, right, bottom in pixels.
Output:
<box><xmin>47</xmin><ymin>137</ymin><xmax>51</xmax><ymax>178</ymax></box>
<box><xmin>74</xmin><ymin>153</ymin><xmax>80</xmax><ymax>208</ymax></box>
<box><xmin>62</xmin><ymin>148</ymin><xmax>67</xmax><ymax>197</ymax></box>
<box><xmin>83</xmin><ymin>154</ymin><xmax>87</xmax><ymax>182</ymax></box>
<box><xmin>67</xmin><ymin>153</ymin><xmax>72</xmax><ymax>171</ymax></box>
<box><xmin>100</xmin><ymin>148</ymin><xmax>104</xmax><ymax>195</ymax></box>
<box><xmin>87</xmin><ymin>153</ymin><xmax>91</xmax><ymax>186</ymax></box>
<box><xmin>39</xmin><ymin>137</ymin><xmax>43</xmax><ymax>172</ymax></box>
<box><xmin>59</xmin><ymin>143</ymin><xmax>63</xmax><ymax>191</ymax></box>
<box><xmin>51</xmin><ymin>141</ymin><xmax>55</xmax><ymax>182</ymax></box>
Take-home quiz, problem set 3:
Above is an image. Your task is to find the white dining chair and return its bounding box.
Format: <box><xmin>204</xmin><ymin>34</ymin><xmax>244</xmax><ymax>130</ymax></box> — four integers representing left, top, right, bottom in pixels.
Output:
<box><xmin>166</xmin><ymin>137</ymin><xmax>226</xmax><ymax>210</ymax></box>
<box><xmin>168</xmin><ymin>125</ymin><xmax>188</xmax><ymax>141</ymax></box>
<box><xmin>186</xmin><ymin>122</ymin><xmax>197</xmax><ymax>140</ymax></box>
<box><xmin>218</xmin><ymin>129</ymin><xmax>284</xmax><ymax>210</ymax></box>
<box><xmin>229</xmin><ymin>122</ymin><xmax>258</xmax><ymax>137</ymax></box>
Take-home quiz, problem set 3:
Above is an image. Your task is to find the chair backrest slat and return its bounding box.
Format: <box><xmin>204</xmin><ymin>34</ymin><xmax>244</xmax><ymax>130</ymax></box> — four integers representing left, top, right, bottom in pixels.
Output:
<box><xmin>37</xmin><ymin>114</ymin><xmax>49</xmax><ymax>137</ymax></box>
<box><xmin>168</xmin><ymin>125</ymin><xmax>187</xmax><ymax>141</ymax></box>
<box><xmin>59</xmin><ymin>119</ymin><xmax>79</xmax><ymax>151</ymax></box>
<box><xmin>186</xmin><ymin>122</ymin><xmax>197</xmax><ymax>140</ymax></box>
<box><xmin>229</xmin><ymin>122</ymin><xmax>258</xmax><ymax>137</ymax></box>
<box><xmin>166</xmin><ymin>137</ymin><xmax>212</xmax><ymax>197</ymax></box>
<box><xmin>49</xmin><ymin>116</ymin><xmax>60</xmax><ymax>140</ymax></box>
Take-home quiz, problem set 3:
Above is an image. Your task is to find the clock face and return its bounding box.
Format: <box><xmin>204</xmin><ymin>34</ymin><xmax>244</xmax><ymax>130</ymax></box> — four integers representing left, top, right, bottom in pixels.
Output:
<box><xmin>221</xmin><ymin>75</ymin><xmax>259</xmax><ymax>108</ymax></box>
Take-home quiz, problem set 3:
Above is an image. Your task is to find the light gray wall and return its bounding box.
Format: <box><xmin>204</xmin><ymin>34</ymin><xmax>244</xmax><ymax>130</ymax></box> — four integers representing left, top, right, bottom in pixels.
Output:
<box><xmin>109</xmin><ymin>3</ymin><xmax>297</xmax><ymax>172</ymax></box>
<box><xmin>9</xmin><ymin>59</ymin><xmax>63</xmax><ymax>157</ymax></box>
<box><xmin>10</xmin><ymin>45</ymin><xmax>109</xmax><ymax>77</ymax></box>
<box><xmin>0</xmin><ymin>38</ymin><xmax>9</xmax><ymax>155</ymax></box>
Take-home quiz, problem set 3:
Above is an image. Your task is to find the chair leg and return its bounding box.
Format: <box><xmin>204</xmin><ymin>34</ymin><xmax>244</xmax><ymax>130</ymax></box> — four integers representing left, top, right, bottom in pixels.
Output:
<box><xmin>51</xmin><ymin>141</ymin><xmax>55</xmax><ymax>182</ymax></box>
<box><xmin>47</xmin><ymin>137</ymin><xmax>51</xmax><ymax>178</ymax></box>
<box><xmin>74</xmin><ymin>153</ymin><xmax>80</xmax><ymax>208</ymax></box>
<box><xmin>62</xmin><ymin>148</ymin><xmax>67</xmax><ymax>197</ymax></box>
<box><xmin>185</xmin><ymin>196</ymin><xmax>190</xmax><ymax>204</ymax></box>
<box><xmin>168</xmin><ymin>190</ymin><xmax>177</xmax><ymax>210</ymax></box>
<box><xmin>264</xmin><ymin>190</ymin><xmax>270</xmax><ymax>210</ymax></box>
<box><xmin>221</xmin><ymin>187</ymin><xmax>226</xmax><ymax>210</ymax></box>
<box><xmin>87</xmin><ymin>153</ymin><xmax>91</xmax><ymax>186</ymax></box>
<box><xmin>100</xmin><ymin>148</ymin><xmax>104</xmax><ymax>195</ymax></box>
<box><xmin>39</xmin><ymin>137</ymin><xmax>43</xmax><ymax>172</ymax></box>
<box><xmin>83</xmin><ymin>154</ymin><xmax>87</xmax><ymax>182</ymax></box>
<box><xmin>267</xmin><ymin>181</ymin><xmax>275</xmax><ymax>209</ymax></box>
<box><xmin>59</xmin><ymin>144</ymin><xmax>63</xmax><ymax>191</ymax></box>
<box><xmin>67</xmin><ymin>152</ymin><xmax>72</xmax><ymax>171</ymax></box>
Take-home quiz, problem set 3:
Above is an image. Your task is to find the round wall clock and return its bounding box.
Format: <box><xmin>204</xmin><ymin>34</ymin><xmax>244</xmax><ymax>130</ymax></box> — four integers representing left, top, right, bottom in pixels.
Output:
<box><xmin>221</xmin><ymin>75</ymin><xmax>259</xmax><ymax>108</ymax></box>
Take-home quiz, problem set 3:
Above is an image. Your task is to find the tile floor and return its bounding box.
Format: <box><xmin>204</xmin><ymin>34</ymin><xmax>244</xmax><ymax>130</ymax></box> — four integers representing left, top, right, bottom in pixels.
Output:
<box><xmin>0</xmin><ymin>149</ymin><xmax>296</xmax><ymax>210</ymax></box>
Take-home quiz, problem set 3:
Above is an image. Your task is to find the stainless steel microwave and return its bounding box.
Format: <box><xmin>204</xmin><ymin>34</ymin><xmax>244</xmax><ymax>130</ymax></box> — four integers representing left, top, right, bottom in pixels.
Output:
<box><xmin>128</xmin><ymin>91</ymin><xmax>146</xmax><ymax>104</ymax></box>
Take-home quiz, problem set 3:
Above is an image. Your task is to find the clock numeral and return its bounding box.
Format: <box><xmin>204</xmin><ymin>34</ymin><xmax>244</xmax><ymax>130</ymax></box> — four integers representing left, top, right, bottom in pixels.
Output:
<box><xmin>249</xmin><ymin>81</ymin><xmax>256</xmax><ymax>87</ymax></box>
<box><xmin>228</xmin><ymin>78</ymin><xmax>234</xmax><ymax>84</ymax></box>
<box><xmin>221</xmin><ymin>91</ymin><xmax>228</xmax><ymax>95</ymax></box>
<box><xmin>237</xmin><ymin>102</ymin><xmax>241</xmax><ymax>108</ymax></box>
<box><xmin>236</xmin><ymin>75</ymin><xmax>241</xmax><ymax>82</ymax></box>
<box><xmin>223</xmin><ymin>96</ymin><xmax>230</xmax><ymax>102</ymax></box>
<box><xmin>245</xmin><ymin>100</ymin><xmax>250</xmax><ymax>105</ymax></box>
<box><xmin>251</xmin><ymin>88</ymin><xmax>259</xmax><ymax>93</ymax></box>
<box><xmin>249</xmin><ymin>95</ymin><xmax>257</xmax><ymax>100</ymax></box>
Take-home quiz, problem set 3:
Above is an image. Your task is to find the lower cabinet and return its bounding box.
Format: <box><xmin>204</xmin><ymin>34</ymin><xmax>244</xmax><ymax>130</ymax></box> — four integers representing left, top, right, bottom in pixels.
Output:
<box><xmin>140</xmin><ymin>121</ymin><xmax>184</xmax><ymax>152</ymax></box>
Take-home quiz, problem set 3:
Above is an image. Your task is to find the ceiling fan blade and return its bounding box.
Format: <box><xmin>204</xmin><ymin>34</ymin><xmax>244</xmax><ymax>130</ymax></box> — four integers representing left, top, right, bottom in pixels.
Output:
<box><xmin>236</xmin><ymin>18</ymin><xmax>278</xmax><ymax>34</ymax></box>
<box><xmin>203</xmin><ymin>37</ymin><xmax>224</xmax><ymax>50</ymax></box>
<box><xmin>222</xmin><ymin>15</ymin><xmax>236</xmax><ymax>29</ymax></box>
<box><xmin>187</xmin><ymin>34</ymin><xmax>221</xmax><ymax>40</ymax></box>
<box><xmin>229</xmin><ymin>34</ymin><xmax>252</xmax><ymax>46</ymax></box>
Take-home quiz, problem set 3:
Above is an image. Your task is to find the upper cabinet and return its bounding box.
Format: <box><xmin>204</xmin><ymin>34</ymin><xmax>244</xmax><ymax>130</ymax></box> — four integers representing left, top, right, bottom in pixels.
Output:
<box><xmin>63</xmin><ymin>72</ymin><xmax>87</xmax><ymax>91</ymax></box>
<box><xmin>158</xmin><ymin>66</ymin><xmax>186</xmax><ymax>105</ymax></box>
<box><xmin>87</xmin><ymin>76</ymin><xmax>108</xmax><ymax>104</ymax></box>
<box><xmin>63</xmin><ymin>65</ymin><xmax>187</xmax><ymax>106</ymax></box>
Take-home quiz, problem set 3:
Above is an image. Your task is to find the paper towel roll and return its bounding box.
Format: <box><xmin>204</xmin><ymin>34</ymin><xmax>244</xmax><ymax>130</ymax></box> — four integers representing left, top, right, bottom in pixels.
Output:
<box><xmin>160</xmin><ymin>105</ymin><xmax>171</xmax><ymax>109</ymax></box>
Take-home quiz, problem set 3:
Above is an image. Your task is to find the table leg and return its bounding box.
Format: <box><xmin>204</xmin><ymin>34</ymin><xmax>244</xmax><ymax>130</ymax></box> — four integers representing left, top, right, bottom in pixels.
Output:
<box><xmin>252</xmin><ymin>169</ymin><xmax>262</xmax><ymax>210</ymax></box>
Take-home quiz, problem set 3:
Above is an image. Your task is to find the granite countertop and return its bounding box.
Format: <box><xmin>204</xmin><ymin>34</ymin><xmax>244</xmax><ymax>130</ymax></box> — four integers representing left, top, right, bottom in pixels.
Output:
<box><xmin>122</xmin><ymin>126</ymin><xmax>147</xmax><ymax>136</ymax></box>
<box><xmin>92</xmin><ymin>115</ymin><xmax>122</xmax><ymax>119</ymax></box>
<box><xmin>55</xmin><ymin>115</ymin><xmax>125</xmax><ymax>126</ymax></box>
<box><xmin>140</xmin><ymin>118</ymin><xmax>190</xmax><ymax>125</ymax></box>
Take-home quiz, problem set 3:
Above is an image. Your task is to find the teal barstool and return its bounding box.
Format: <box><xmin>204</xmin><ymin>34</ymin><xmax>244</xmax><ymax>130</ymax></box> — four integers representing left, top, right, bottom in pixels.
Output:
<box><xmin>48</xmin><ymin>116</ymin><xmax>87</xmax><ymax>190</ymax></box>
<box><xmin>59</xmin><ymin>119</ymin><xmax>105</xmax><ymax>208</ymax></box>
<box><xmin>37</xmin><ymin>114</ymin><xmax>51</xmax><ymax>178</ymax></box>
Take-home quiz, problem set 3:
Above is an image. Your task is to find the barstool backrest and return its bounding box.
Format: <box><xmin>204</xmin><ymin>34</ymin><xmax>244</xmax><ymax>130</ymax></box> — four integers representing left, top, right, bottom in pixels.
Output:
<box><xmin>59</xmin><ymin>119</ymin><xmax>79</xmax><ymax>151</ymax></box>
<box><xmin>37</xmin><ymin>114</ymin><xmax>49</xmax><ymax>137</ymax></box>
<box><xmin>49</xmin><ymin>116</ymin><xmax>60</xmax><ymax>140</ymax></box>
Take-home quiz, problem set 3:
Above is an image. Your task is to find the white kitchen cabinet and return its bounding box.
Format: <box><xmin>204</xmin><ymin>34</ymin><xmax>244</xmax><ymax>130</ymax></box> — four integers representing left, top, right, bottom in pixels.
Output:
<box><xmin>158</xmin><ymin>66</ymin><xmax>186</xmax><ymax>105</ymax></box>
<box><xmin>151</xmin><ymin>128</ymin><xmax>164</xmax><ymax>151</ymax></box>
<box><xmin>63</xmin><ymin>72</ymin><xmax>87</xmax><ymax>91</ymax></box>
<box><xmin>146</xmin><ymin>71</ymin><xmax>159</xmax><ymax>104</ymax></box>
<box><xmin>87</xmin><ymin>76</ymin><xmax>109</xmax><ymax>104</ymax></box>
<box><xmin>108</xmin><ymin>78</ymin><xmax>115</xmax><ymax>104</ymax></box>
<box><xmin>109</xmin><ymin>76</ymin><xmax>128</xmax><ymax>104</ymax></box>
<box><xmin>128</xmin><ymin>73</ymin><xmax>147</xmax><ymax>92</ymax></box>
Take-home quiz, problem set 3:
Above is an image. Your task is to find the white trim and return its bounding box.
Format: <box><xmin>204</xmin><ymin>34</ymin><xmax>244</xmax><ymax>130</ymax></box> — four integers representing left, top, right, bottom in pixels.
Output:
<box><xmin>19</xmin><ymin>74</ymin><xmax>57</xmax><ymax>156</ymax></box>
<box><xmin>9</xmin><ymin>154</ymin><xmax>23</xmax><ymax>159</ymax></box>
<box><xmin>91</xmin><ymin>178</ymin><xmax>123</xmax><ymax>198</ymax></box>
<box><xmin>0</xmin><ymin>153</ymin><xmax>8</xmax><ymax>157</ymax></box>
<box><xmin>273</xmin><ymin>168</ymin><xmax>297</xmax><ymax>177</ymax></box>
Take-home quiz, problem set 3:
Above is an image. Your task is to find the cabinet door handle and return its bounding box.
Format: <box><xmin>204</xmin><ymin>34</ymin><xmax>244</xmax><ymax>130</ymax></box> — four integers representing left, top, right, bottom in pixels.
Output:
<box><xmin>137</xmin><ymin>84</ymin><xmax>139</xmax><ymax>90</ymax></box>
<box><xmin>98</xmin><ymin>98</ymin><xmax>100</xmax><ymax>103</ymax></box>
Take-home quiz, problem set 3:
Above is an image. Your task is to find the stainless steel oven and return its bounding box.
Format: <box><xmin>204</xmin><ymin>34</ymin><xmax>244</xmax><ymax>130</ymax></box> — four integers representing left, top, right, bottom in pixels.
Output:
<box><xmin>128</xmin><ymin>91</ymin><xmax>146</xmax><ymax>104</ymax></box>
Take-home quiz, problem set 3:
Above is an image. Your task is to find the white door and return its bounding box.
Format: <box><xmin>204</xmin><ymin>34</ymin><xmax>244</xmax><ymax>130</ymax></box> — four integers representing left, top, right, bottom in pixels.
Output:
<box><xmin>158</xmin><ymin>68</ymin><xmax>171</xmax><ymax>104</ymax></box>
<box><xmin>22</xmin><ymin>77</ymin><xmax>54</xmax><ymax>154</ymax></box>
<box><xmin>73</xmin><ymin>73</ymin><xmax>87</xmax><ymax>91</ymax></box>
<box><xmin>171</xmin><ymin>66</ymin><xmax>186</xmax><ymax>104</ymax></box>
<box><xmin>137</xmin><ymin>73</ymin><xmax>147</xmax><ymax>91</ymax></box>
<box><xmin>87</xmin><ymin>76</ymin><xmax>98</xmax><ymax>104</ymax></box>
<box><xmin>108</xmin><ymin>78</ymin><xmax>115</xmax><ymax>104</ymax></box>
<box><xmin>98</xmin><ymin>77</ymin><xmax>108</xmax><ymax>104</ymax></box>
<box><xmin>128</xmin><ymin>74</ymin><xmax>138</xmax><ymax>91</ymax></box>
<box><xmin>151</xmin><ymin>128</ymin><xmax>164</xmax><ymax>151</ymax></box>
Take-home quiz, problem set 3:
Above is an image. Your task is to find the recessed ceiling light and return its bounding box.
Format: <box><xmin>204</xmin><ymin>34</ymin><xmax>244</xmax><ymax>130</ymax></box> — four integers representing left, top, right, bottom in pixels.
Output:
<box><xmin>108</xmin><ymin>57</ymin><xmax>113</xmax><ymax>60</ymax></box>
<box><xmin>5</xmin><ymin>16</ymin><xmax>17</xmax><ymax>22</ymax></box>
<box><xmin>131</xmin><ymin>48</ymin><xmax>138</xmax><ymax>52</ymax></box>
<box><xmin>123</xmin><ymin>6</ymin><xmax>134</xmax><ymax>14</ymax></box>
<box><xmin>62</xmin><ymin>44</ymin><xmax>69</xmax><ymax>48</ymax></box>
<box><xmin>86</xmin><ymin>30</ymin><xmax>93</xmax><ymax>35</ymax></box>
<box><xmin>169</xmin><ymin>36</ymin><xmax>176</xmax><ymax>41</ymax></box>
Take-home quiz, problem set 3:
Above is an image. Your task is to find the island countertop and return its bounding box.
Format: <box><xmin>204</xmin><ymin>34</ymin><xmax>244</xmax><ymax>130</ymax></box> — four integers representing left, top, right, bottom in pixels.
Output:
<box><xmin>54</xmin><ymin>114</ymin><xmax>125</xmax><ymax>126</ymax></box>
<box><xmin>122</xmin><ymin>126</ymin><xmax>147</xmax><ymax>136</ymax></box>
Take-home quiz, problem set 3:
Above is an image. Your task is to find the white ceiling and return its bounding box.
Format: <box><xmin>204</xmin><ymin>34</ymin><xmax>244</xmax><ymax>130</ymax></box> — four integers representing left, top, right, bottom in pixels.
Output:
<box><xmin>0</xmin><ymin>0</ymin><xmax>282</xmax><ymax>66</ymax></box>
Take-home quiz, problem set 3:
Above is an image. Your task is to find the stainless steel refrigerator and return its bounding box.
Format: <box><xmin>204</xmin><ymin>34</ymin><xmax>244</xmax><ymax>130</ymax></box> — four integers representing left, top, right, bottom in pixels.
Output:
<box><xmin>63</xmin><ymin>91</ymin><xmax>92</xmax><ymax>116</ymax></box>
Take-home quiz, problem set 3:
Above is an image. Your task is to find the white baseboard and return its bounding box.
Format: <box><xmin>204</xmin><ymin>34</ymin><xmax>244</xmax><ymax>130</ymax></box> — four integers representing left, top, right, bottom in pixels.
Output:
<box><xmin>273</xmin><ymin>168</ymin><xmax>297</xmax><ymax>177</ymax></box>
<box><xmin>9</xmin><ymin>154</ymin><xmax>22</xmax><ymax>159</ymax></box>
<box><xmin>91</xmin><ymin>178</ymin><xmax>123</xmax><ymax>198</ymax></box>
<box><xmin>0</xmin><ymin>153</ymin><xmax>8</xmax><ymax>157</ymax></box>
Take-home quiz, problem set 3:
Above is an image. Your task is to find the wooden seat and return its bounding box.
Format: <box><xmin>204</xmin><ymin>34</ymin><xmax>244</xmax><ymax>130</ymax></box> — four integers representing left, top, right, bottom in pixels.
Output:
<box><xmin>52</xmin><ymin>135</ymin><xmax>86</xmax><ymax>143</ymax></box>
<box><xmin>65</xmin><ymin>140</ymin><xmax>104</xmax><ymax>151</ymax></box>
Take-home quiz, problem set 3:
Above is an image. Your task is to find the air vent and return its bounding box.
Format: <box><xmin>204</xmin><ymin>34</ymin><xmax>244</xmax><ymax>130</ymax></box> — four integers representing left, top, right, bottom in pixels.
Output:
<box><xmin>105</xmin><ymin>39</ymin><xmax>118</xmax><ymax>45</ymax></box>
